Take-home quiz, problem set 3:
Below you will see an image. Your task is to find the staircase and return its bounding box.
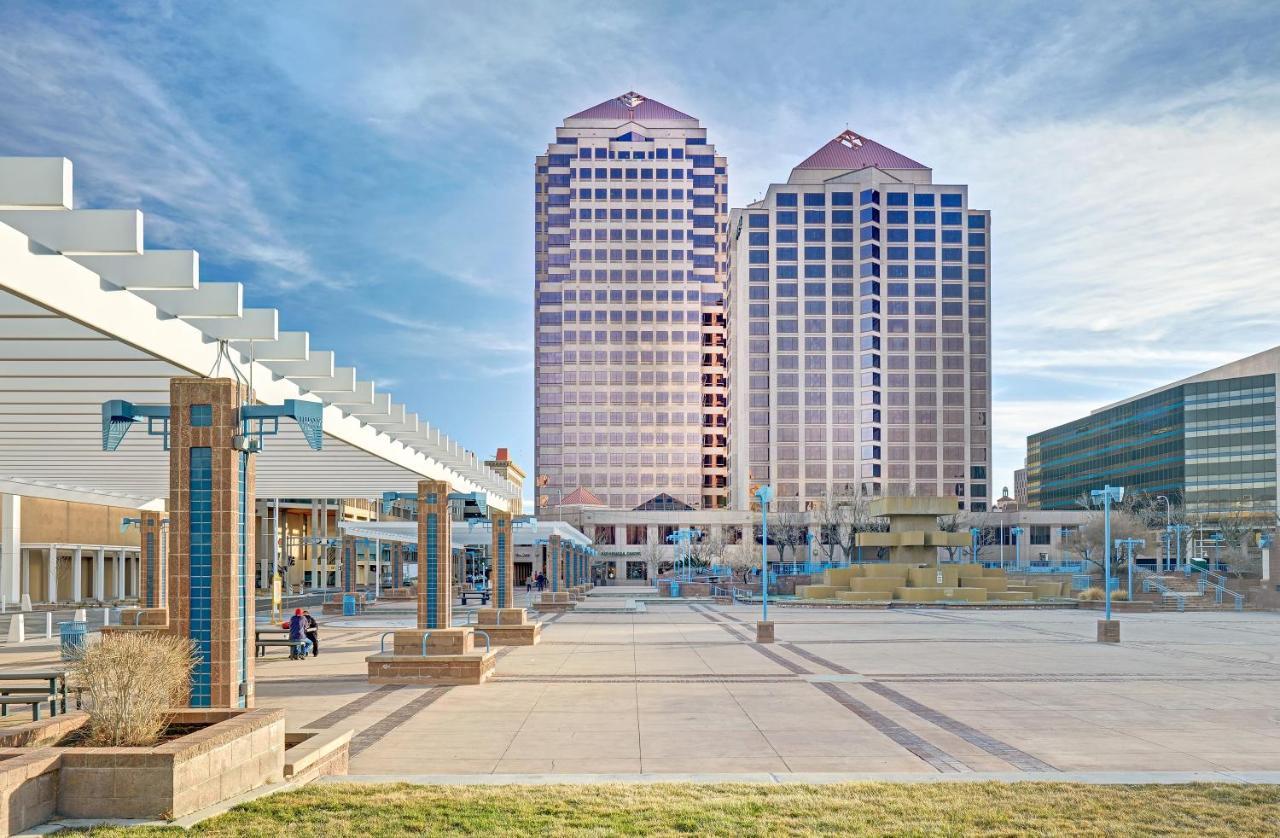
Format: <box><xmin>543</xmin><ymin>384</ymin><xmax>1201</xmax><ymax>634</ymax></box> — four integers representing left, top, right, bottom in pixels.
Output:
<box><xmin>1139</xmin><ymin>571</ymin><xmax>1248</xmax><ymax>612</ymax></box>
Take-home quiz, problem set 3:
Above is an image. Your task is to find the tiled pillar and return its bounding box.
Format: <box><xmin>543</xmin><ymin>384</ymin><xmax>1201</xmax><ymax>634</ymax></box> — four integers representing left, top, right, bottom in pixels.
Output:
<box><xmin>416</xmin><ymin>480</ymin><xmax>452</xmax><ymax>630</ymax></box>
<box><xmin>392</xmin><ymin>542</ymin><xmax>404</xmax><ymax>588</ymax></box>
<box><xmin>71</xmin><ymin>547</ymin><xmax>83</xmax><ymax>603</ymax></box>
<box><xmin>167</xmin><ymin>377</ymin><xmax>255</xmax><ymax>709</ymax></box>
<box><xmin>46</xmin><ymin>545</ymin><xmax>58</xmax><ymax>604</ymax></box>
<box><xmin>548</xmin><ymin>534</ymin><xmax>561</xmax><ymax>593</ymax></box>
<box><xmin>139</xmin><ymin>511</ymin><xmax>165</xmax><ymax>608</ymax></box>
<box><xmin>342</xmin><ymin>536</ymin><xmax>356</xmax><ymax>594</ymax></box>
<box><xmin>93</xmin><ymin>549</ymin><xmax>104</xmax><ymax>602</ymax></box>
<box><xmin>492</xmin><ymin>510</ymin><xmax>512</xmax><ymax>608</ymax></box>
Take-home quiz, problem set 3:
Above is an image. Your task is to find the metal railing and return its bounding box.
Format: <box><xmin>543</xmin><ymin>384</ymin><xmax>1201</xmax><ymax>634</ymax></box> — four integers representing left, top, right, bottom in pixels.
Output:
<box><xmin>1138</xmin><ymin>570</ymin><xmax>1186</xmax><ymax>612</ymax></box>
<box><xmin>1196</xmin><ymin>576</ymin><xmax>1244</xmax><ymax>611</ymax></box>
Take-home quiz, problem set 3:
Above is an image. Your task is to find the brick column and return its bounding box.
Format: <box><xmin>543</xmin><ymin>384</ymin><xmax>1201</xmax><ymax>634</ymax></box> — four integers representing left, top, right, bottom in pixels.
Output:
<box><xmin>342</xmin><ymin>536</ymin><xmax>356</xmax><ymax>594</ymax></box>
<box><xmin>492</xmin><ymin>509</ymin><xmax>512</xmax><ymax>609</ymax></box>
<box><xmin>548</xmin><ymin>534</ymin><xmax>561</xmax><ymax>593</ymax></box>
<box><xmin>417</xmin><ymin>480</ymin><xmax>452</xmax><ymax>630</ymax></box>
<box><xmin>168</xmin><ymin>377</ymin><xmax>255</xmax><ymax>709</ymax></box>
<box><xmin>139</xmin><ymin>510</ymin><xmax>165</xmax><ymax>608</ymax></box>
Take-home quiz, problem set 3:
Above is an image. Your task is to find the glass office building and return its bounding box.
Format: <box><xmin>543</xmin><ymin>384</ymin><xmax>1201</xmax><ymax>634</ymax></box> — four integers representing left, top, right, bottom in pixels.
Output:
<box><xmin>1027</xmin><ymin>349</ymin><xmax>1279</xmax><ymax>520</ymax></box>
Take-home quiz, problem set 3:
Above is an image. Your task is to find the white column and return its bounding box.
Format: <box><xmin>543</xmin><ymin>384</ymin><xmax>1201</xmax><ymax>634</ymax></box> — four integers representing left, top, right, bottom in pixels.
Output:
<box><xmin>0</xmin><ymin>494</ymin><xmax>20</xmax><ymax>605</ymax></box>
<box><xmin>374</xmin><ymin>537</ymin><xmax>381</xmax><ymax>598</ymax></box>
<box><xmin>114</xmin><ymin>549</ymin><xmax>125</xmax><ymax>600</ymax></box>
<box><xmin>93</xmin><ymin>548</ymin><xmax>105</xmax><ymax>602</ymax></box>
<box><xmin>71</xmin><ymin>547</ymin><xmax>83</xmax><ymax>603</ymax></box>
<box><xmin>21</xmin><ymin>548</ymin><xmax>30</xmax><ymax>597</ymax></box>
<box><xmin>131</xmin><ymin>552</ymin><xmax>140</xmax><ymax>598</ymax></box>
<box><xmin>46</xmin><ymin>545</ymin><xmax>58</xmax><ymax>604</ymax></box>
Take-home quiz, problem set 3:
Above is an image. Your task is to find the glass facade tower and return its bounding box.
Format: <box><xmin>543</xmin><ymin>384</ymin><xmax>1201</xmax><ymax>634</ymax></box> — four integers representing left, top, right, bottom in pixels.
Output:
<box><xmin>726</xmin><ymin>131</ymin><xmax>992</xmax><ymax>512</ymax></box>
<box><xmin>533</xmin><ymin>93</ymin><xmax>729</xmax><ymax>512</ymax></box>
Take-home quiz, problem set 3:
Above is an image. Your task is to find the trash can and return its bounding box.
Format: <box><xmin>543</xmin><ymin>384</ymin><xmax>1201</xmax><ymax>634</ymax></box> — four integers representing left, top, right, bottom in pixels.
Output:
<box><xmin>342</xmin><ymin>594</ymin><xmax>357</xmax><ymax>616</ymax></box>
<box><xmin>670</xmin><ymin>581</ymin><xmax>680</xmax><ymax>598</ymax></box>
<box><xmin>59</xmin><ymin>620</ymin><xmax>87</xmax><ymax>661</ymax></box>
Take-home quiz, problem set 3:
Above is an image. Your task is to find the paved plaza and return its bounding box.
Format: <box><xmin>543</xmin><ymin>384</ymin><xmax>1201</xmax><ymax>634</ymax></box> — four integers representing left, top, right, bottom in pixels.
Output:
<box><xmin>248</xmin><ymin>601</ymin><xmax>1280</xmax><ymax>778</ymax></box>
<box><xmin>2</xmin><ymin>601</ymin><xmax>1278</xmax><ymax>780</ymax></box>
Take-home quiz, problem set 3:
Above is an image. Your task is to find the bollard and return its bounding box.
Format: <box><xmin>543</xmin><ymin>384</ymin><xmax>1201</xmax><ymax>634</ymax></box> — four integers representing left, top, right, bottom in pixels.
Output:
<box><xmin>20</xmin><ymin>594</ymin><xmax>31</xmax><ymax>613</ymax></box>
<box><xmin>45</xmin><ymin>612</ymin><xmax>53</xmax><ymax>640</ymax></box>
<box><xmin>73</xmin><ymin>608</ymin><xmax>86</xmax><ymax>623</ymax></box>
<box><xmin>6</xmin><ymin>614</ymin><xmax>24</xmax><ymax>643</ymax></box>
<box><xmin>102</xmin><ymin>607</ymin><xmax>110</xmax><ymax>627</ymax></box>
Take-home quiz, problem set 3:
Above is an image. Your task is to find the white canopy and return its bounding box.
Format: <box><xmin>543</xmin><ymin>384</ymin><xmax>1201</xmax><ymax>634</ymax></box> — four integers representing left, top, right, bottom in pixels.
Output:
<box><xmin>338</xmin><ymin>519</ymin><xmax>592</xmax><ymax>549</ymax></box>
<box><xmin>0</xmin><ymin>158</ymin><xmax>517</xmax><ymax>509</ymax></box>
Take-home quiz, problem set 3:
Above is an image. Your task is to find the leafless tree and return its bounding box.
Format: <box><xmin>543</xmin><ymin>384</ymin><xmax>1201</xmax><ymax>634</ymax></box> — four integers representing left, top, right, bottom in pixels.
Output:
<box><xmin>1064</xmin><ymin>508</ymin><xmax>1149</xmax><ymax>576</ymax></box>
<box><xmin>720</xmin><ymin>542</ymin><xmax>758</xmax><ymax>586</ymax></box>
<box><xmin>639</xmin><ymin>541</ymin><xmax>663</xmax><ymax>581</ymax></box>
<box><xmin>812</xmin><ymin>488</ymin><xmax>880</xmax><ymax>563</ymax></box>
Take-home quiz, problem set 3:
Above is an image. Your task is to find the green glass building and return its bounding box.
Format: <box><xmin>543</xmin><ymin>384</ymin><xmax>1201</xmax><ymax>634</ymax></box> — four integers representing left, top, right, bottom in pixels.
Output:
<box><xmin>1027</xmin><ymin>349</ymin><xmax>1278</xmax><ymax>521</ymax></box>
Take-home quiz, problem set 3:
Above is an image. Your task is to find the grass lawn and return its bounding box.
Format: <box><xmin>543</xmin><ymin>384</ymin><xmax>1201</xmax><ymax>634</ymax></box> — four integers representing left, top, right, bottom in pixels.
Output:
<box><xmin>61</xmin><ymin>782</ymin><xmax>1280</xmax><ymax>836</ymax></box>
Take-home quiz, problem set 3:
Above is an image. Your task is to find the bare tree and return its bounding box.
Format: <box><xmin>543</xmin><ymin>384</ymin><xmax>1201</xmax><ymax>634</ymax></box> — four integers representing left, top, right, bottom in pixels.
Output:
<box><xmin>1064</xmin><ymin>509</ymin><xmax>1149</xmax><ymax>576</ymax></box>
<box><xmin>771</xmin><ymin>509</ymin><xmax>808</xmax><ymax>564</ymax></box>
<box><xmin>1210</xmin><ymin>508</ymin><xmax>1262</xmax><ymax>577</ymax></box>
<box><xmin>720</xmin><ymin>542</ymin><xmax>758</xmax><ymax>586</ymax></box>
<box><xmin>813</xmin><ymin>488</ymin><xmax>880</xmax><ymax>564</ymax></box>
<box><xmin>639</xmin><ymin>541</ymin><xmax>663</xmax><ymax>582</ymax></box>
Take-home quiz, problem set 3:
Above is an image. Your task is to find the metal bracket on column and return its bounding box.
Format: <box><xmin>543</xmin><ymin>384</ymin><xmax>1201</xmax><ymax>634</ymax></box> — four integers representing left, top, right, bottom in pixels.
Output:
<box><xmin>239</xmin><ymin>400</ymin><xmax>323</xmax><ymax>451</ymax></box>
<box><xmin>448</xmin><ymin>491</ymin><xmax>488</xmax><ymax>519</ymax></box>
<box><xmin>382</xmin><ymin>491</ymin><xmax>418</xmax><ymax>516</ymax></box>
<box><xmin>101</xmin><ymin>400</ymin><xmax>171</xmax><ymax>450</ymax></box>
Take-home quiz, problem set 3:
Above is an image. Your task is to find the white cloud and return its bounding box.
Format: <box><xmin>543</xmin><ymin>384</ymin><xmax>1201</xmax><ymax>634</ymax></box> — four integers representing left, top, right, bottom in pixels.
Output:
<box><xmin>0</xmin><ymin>14</ymin><xmax>336</xmax><ymax>292</ymax></box>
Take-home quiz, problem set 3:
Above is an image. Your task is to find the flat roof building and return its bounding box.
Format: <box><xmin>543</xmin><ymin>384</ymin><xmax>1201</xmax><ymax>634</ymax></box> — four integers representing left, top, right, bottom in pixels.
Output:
<box><xmin>1027</xmin><ymin>345</ymin><xmax>1280</xmax><ymax>521</ymax></box>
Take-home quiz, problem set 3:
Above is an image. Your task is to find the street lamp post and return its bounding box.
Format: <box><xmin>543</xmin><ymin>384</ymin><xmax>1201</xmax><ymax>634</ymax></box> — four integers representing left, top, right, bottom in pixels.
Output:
<box><xmin>754</xmin><ymin>485</ymin><xmax>774</xmax><ymax>643</ymax></box>
<box><xmin>1090</xmin><ymin>484</ymin><xmax>1125</xmax><ymax>642</ymax></box>
<box><xmin>1009</xmin><ymin>526</ymin><xmax>1024</xmax><ymax>570</ymax></box>
<box><xmin>1169</xmin><ymin>523</ymin><xmax>1191</xmax><ymax>574</ymax></box>
<box><xmin>1115</xmin><ymin>537</ymin><xmax>1145</xmax><ymax>601</ymax></box>
<box><xmin>1155</xmin><ymin>495</ymin><xmax>1172</xmax><ymax>571</ymax></box>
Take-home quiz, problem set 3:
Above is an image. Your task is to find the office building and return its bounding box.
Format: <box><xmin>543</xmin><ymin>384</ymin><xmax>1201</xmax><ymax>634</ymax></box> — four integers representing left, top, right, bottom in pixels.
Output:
<box><xmin>1027</xmin><ymin>345</ymin><xmax>1280</xmax><ymax>521</ymax></box>
<box><xmin>726</xmin><ymin>130</ymin><xmax>992</xmax><ymax>512</ymax></box>
<box><xmin>533</xmin><ymin>92</ymin><xmax>730</xmax><ymax>512</ymax></box>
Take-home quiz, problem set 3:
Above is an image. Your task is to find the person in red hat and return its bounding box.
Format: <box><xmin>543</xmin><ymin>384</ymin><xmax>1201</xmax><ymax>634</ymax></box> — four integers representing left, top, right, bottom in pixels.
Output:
<box><xmin>282</xmin><ymin>607</ymin><xmax>309</xmax><ymax>660</ymax></box>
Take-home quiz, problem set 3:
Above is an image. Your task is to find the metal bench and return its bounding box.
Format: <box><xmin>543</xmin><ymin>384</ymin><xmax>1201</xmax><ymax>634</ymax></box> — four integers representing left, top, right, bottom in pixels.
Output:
<box><xmin>256</xmin><ymin>638</ymin><xmax>309</xmax><ymax>658</ymax></box>
<box><xmin>0</xmin><ymin>693</ymin><xmax>58</xmax><ymax>720</ymax></box>
<box><xmin>458</xmin><ymin>590</ymin><xmax>490</xmax><ymax>605</ymax></box>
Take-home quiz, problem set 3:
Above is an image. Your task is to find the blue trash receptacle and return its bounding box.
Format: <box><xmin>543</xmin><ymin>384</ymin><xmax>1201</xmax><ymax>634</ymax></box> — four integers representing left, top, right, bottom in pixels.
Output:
<box><xmin>59</xmin><ymin>620</ymin><xmax>87</xmax><ymax>661</ymax></box>
<box><xmin>670</xmin><ymin>581</ymin><xmax>680</xmax><ymax>598</ymax></box>
<box><xmin>342</xmin><ymin>594</ymin><xmax>357</xmax><ymax>616</ymax></box>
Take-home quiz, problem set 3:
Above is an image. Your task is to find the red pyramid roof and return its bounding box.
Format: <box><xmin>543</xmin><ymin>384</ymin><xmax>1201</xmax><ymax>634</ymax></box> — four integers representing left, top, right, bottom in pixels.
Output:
<box><xmin>568</xmin><ymin>92</ymin><xmax>694</xmax><ymax>122</ymax></box>
<box><xmin>560</xmin><ymin>487</ymin><xmax>608</xmax><ymax>507</ymax></box>
<box><xmin>795</xmin><ymin>130</ymin><xmax>927</xmax><ymax>171</ymax></box>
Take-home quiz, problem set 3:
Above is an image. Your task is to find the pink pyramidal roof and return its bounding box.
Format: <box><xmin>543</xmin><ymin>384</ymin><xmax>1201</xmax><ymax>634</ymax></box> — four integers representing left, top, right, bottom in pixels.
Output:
<box><xmin>795</xmin><ymin>129</ymin><xmax>928</xmax><ymax>171</ymax></box>
<box><xmin>568</xmin><ymin>91</ymin><xmax>695</xmax><ymax>122</ymax></box>
<box><xmin>560</xmin><ymin>487</ymin><xmax>608</xmax><ymax>507</ymax></box>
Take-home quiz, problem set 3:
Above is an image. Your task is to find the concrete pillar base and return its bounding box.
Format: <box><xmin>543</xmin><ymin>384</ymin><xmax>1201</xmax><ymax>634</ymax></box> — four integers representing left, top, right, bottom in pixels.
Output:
<box><xmin>365</xmin><ymin>626</ymin><xmax>498</xmax><ymax>685</ymax></box>
<box><xmin>475</xmin><ymin>607</ymin><xmax>529</xmax><ymax>625</ymax></box>
<box><xmin>1097</xmin><ymin>619</ymin><xmax>1121</xmax><ymax>643</ymax></box>
<box><xmin>471</xmin><ymin>622</ymin><xmax>542</xmax><ymax>646</ymax></box>
<box><xmin>536</xmin><ymin>592</ymin><xmax>576</xmax><ymax>612</ymax></box>
<box><xmin>756</xmin><ymin>621</ymin><xmax>775</xmax><ymax>643</ymax></box>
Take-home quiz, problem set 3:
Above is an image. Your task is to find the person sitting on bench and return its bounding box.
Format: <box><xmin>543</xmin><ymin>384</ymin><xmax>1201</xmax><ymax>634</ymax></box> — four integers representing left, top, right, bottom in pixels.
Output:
<box><xmin>282</xmin><ymin>608</ymin><xmax>311</xmax><ymax>660</ymax></box>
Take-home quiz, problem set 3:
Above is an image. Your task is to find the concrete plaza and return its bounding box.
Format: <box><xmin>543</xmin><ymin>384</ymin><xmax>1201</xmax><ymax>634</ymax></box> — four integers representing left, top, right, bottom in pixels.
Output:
<box><xmin>237</xmin><ymin>601</ymin><xmax>1280</xmax><ymax>778</ymax></box>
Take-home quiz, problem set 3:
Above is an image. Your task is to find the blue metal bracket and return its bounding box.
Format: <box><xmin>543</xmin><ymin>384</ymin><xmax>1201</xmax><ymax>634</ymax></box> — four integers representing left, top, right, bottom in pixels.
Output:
<box><xmin>382</xmin><ymin>491</ymin><xmax>418</xmax><ymax>516</ymax></box>
<box><xmin>102</xmin><ymin>400</ymin><xmax>171</xmax><ymax>451</ymax></box>
<box><xmin>449</xmin><ymin>491</ymin><xmax>488</xmax><ymax>519</ymax></box>
<box><xmin>240</xmin><ymin>400</ymin><xmax>323</xmax><ymax>451</ymax></box>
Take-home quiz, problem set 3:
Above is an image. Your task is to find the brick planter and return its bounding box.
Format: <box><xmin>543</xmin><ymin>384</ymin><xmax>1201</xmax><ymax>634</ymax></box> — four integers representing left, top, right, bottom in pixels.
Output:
<box><xmin>0</xmin><ymin>707</ymin><xmax>286</xmax><ymax>829</ymax></box>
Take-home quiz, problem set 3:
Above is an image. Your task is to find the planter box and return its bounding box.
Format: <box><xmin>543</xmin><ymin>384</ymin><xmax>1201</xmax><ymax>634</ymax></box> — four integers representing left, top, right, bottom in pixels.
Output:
<box><xmin>0</xmin><ymin>707</ymin><xmax>286</xmax><ymax>829</ymax></box>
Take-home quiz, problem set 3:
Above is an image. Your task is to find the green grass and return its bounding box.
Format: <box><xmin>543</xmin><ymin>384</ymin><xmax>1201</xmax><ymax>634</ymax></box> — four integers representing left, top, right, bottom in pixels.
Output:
<box><xmin>60</xmin><ymin>782</ymin><xmax>1280</xmax><ymax>836</ymax></box>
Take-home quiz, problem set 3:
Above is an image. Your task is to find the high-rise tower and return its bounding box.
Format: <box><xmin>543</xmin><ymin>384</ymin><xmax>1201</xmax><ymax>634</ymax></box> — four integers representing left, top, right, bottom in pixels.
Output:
<box><xmin>534</xmin><ymin>93</ymin><xmax>729</xmax><ymax>513</ymax></box>
<box><xmin>726</xmin><ymin>130</ymin><xmax>992</xmax><ymax>512</ymax></box>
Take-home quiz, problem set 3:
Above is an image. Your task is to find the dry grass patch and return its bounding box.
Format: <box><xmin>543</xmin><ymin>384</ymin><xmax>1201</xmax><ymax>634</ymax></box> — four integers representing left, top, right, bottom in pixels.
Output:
<box><xmin>55</xmin><ymin>781</ymin><xmax>1280</xmax><ymax>836</ymax></box>
<box><xmin>72</xmin><ymin>632</ymin><xmax>195</xmax><ymax>746</ymax></box>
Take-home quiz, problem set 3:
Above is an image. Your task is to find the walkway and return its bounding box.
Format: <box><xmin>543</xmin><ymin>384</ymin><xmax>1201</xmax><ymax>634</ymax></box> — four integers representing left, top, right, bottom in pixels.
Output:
<box><xmin>246</xmin><ymin>602</ymin><xmax>1280</xmax><ymax>776</ymax></box>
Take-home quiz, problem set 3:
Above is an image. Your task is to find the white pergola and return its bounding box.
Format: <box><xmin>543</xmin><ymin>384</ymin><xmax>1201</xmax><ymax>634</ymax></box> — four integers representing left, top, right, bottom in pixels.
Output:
<box><xmin>338</xmin><ymin>519</ymin><xmax>592</xmax><ymax>549</ymax></box>
<box><xmin>0</xmin><ymin>157</ymin><xmax>518</xmax><ymax>508</ymax></box>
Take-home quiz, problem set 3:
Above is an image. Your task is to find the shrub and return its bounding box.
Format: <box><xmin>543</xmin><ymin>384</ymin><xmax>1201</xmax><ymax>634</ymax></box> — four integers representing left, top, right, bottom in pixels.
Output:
<box><xmin>1077</xmin><ymin>587</ymin><xmax>1104</xmax><ymax>601</ymax></box>
<box><xmin>1111</xmin><ymin>589</ymin><xmax>1130</xmax><ymax>601</ymax></box>
<box><xmin>72</xmin><ymin>632</ymin><xmax>196</xmax><ymax>746</ymax></box>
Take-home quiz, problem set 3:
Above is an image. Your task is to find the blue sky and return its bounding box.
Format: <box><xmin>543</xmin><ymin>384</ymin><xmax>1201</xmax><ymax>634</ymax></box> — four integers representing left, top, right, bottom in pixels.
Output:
<box><xmin>2</xmin><ymin>0</ymin><xmax>1279</xmax><ymax>496</ymax></box>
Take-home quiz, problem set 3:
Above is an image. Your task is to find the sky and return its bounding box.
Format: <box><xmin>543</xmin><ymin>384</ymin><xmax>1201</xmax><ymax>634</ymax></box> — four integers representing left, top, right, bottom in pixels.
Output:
<box><xmin>1</xmin><ymin>0</ymin><xmax>1278</xmax><ymax>498</ymax></box>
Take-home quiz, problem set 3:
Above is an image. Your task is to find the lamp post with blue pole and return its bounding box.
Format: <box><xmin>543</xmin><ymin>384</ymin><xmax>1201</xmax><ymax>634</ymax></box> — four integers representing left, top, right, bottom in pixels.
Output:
<box><xmin>754</xmin><ymin>485</ymin><xmax>775</xmax><ymax>643</ymax></box>
<box><xmin>1169</xmin><ymin>523</ymin><xmax>1191</xmax><ymax>574</ymax></box>
<box><xmin>1009</xmin><ymin>526</ymin><xmax>1024</xmax><ymax>570</ymax></box>
<box><xmin>1090</xmin><ymin>484</ymin><xmax>1125</xmax><ymax>643</ymax></box>
<box><xmin>1115</xmin><ymin>537</ymin><xmax>1145</xmax><ymax>602</ymax></box>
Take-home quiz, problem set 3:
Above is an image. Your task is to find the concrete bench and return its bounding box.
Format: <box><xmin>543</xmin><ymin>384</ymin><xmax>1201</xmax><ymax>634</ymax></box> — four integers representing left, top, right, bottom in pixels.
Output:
<box><xmin>0</xmin><ymin>694</ymin><xmax>57</xmax><ymax>720</ymax></box>
<box><xmin>256</xmin><ymin>638</ymin><xmax>309</xmax><ymax>658</ymax></box>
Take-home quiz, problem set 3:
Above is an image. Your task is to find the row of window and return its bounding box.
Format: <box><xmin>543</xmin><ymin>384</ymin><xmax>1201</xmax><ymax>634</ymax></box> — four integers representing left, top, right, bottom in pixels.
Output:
<box><xmin>750</xmin><ymin>211</ymin><xmax>985</xmax><ymax>227</ymax></box>
<box><xmin>563</xmin><ymin>146</ymin><xmax>707</xmax><ymax>161</ymax></box>
<box><xmin>748</xmin><ymin>230</ymin><xmax>984</xmax><ymax>245</ymax></box>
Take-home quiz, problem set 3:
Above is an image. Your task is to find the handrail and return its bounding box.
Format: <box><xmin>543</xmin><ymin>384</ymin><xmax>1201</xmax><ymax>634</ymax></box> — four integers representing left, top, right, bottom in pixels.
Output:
<box><xmin>1197</xmin><ymin>576</ymin><xmax>1244</xmax><ymax>611</ymax></box>
<box><xmin>132</xmin><ymin>609</ymin><xmax>144</xmax><ymax>626</ymax></box>
<box><xmin>1139</xmin><ymin>569</ymin><xmax>1186</xmax><ymax>612</ymax></box>
<box><xmin>420</xmin><ymin>632</ymin><xmax>431</xmax><ymax>656</ymax></box>
<box><xmin>379</xmin><ymin>631</ymin><xmax>396</xmax><ymax>654</ymax></box>
<box><xmin>473</xmin><ymin>630</ymin><xmax>491</xmax><ymax>654</ymax></box>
